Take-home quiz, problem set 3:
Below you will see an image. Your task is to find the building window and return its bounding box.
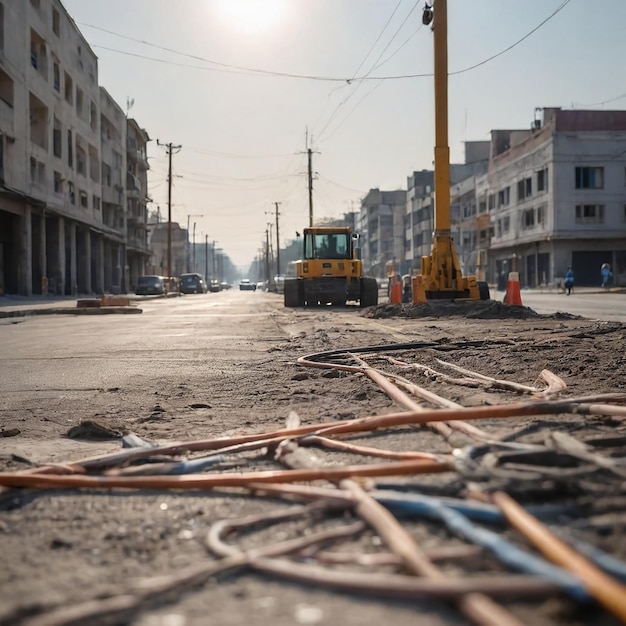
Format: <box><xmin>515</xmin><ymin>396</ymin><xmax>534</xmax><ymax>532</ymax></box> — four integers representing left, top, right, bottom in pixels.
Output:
<box><xmin>30</xmin><ymin>159</ymin><xmax>45</xmax><ymax>186</ymax></box>
<box><xmin>517</xmin><ymin>177</ymin><xmax>532</xmax><ymax>201</ymax></box>
<box><xmin>0</xmin><ymin>66</ymin><xmax>13</xmax><ymax>108</ymax></box>
<box><xmin>575</xmin><ymin>204</ymin><xmax>604</xmax><ymax>224</ymax></box>
<box><xmin>53</xmin><ymin>117</ymin><xmax>62</xmax><ymax>158</ymax></box>
<box><xmin>67</xmin><ymin>129</ymin><xmax>73</xmax><ymax>167</ymax></box>
<box><xmin>497</xmin><ymin>216</ymin><xmax>510</xmax><ymax>237</ymax></box>
<box><xmin>0</xmin><ymin>3</ymin><xmax>4</xmax><ymax>52</ymax></box>
<box><xmin>30</xmin><ymin>29</ymin><xmax>47</xmax><ymax>79</ymax></box>
<box><xmin>575</xmin><ymin>166</ymin><xmax>604</xmax><ymax>189</ymax></box>
<box><xmin>76</xmin><ymin>87</ymin><xmax>84</xmax><ymax>118</ymax></box>
<box><xmin>537</xmin><ymin>204</ymin><xmax>545</xmax><ymax>225</ymax></box>
<box><xmin>102</xmin><ymin>163</ymin><xmax>111</xmax><ymax>187</ymax></box>
<box><xmin>79</xmin><ymin>190</ymin><xmax>88</xmax><ymax>209</ymax></box>
<box><xmin>92</xmin><ymin>195</ymin><xmax>100</xmax><ymax>211</ymax></box>
<box><xmin>53</xmin><ymin>171</ymin><xmax>63</xmax><ymax>194</ymax></box>
<box><xmin>88</xmin><ymin>144</ymin><xmax>99</xmax><ymax>182</ymax></box>
<box><xmin>497</xmin><ymin>187</ymin><xmax>510</xmax><ymax>208</ymax></box>
<box><xmin>76</xmin><ymin>144</ymin><xmax>86</xmax><ymax>176</ymax></box>
<box><xmin>537</xmin><ymin>167</ymin><xmax>548</xmax><ymax>192</ymax></box>
<box><xmin>521</xmin><ymin>208</ymin><xmax>535</xmax><ymax>230</ymax></box>
<box><xmin>52</xmin><ymin>62</ymin><xmax>60</xmax><ymax>91</ymax></box>
<box><xmin>64</xmin><ymin>72</ymin><xmax>73</xmax><ymax>105</ymax></box>
<box><xmin>52</xmin><ymin>8</ymin><xmax>60</xmax><ymax>36</ymax></box>
<box><xmin>68</xmin><ymin>181</ymin><xmax>75</xmax><ymax>204</ymax></box>
<box><xmin>89</xmin><ymin>101</ymin><xmax>97</xmax><ymax>132</ymax></box>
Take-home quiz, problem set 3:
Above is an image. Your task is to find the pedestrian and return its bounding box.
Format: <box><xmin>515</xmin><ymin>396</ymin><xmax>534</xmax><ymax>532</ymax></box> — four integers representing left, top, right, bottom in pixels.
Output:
<box><xmin>564</xmin><ymin>267</ymin><xmax>574</xmax><ymax>295</ymax></box>
<box><xmin>601</xmin><ymin>263</ymin><xmax>612</xmax><ymax>289</ymax></box>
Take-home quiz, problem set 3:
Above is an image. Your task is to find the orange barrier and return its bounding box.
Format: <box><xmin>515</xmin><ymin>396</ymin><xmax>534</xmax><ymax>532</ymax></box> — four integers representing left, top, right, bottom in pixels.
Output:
<box><xmin>411</xmin><ymin>275</ymin><xmax>427</xmax><ymax>304</ymax></box>
<box><xmin>503</xmin><ymin>271</ymin><xmax>523</xmax><ymax>306</ymax></box>
<box><xmin>390</xmin><ymin>277</ymin><xmax>402</xmax><ymax>304</ymax></box>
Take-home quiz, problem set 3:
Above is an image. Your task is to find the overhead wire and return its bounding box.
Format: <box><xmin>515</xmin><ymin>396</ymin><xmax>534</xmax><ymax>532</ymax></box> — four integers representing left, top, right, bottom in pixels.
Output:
<box><xmin>80</xmin><ymin>1</ymin><xmax>572</xmax><ymax>83</ymax></box>
<box><xmin>313</xmin><ymin>0</ymin><xmax>422</xmax><ymax>143</ymax></box>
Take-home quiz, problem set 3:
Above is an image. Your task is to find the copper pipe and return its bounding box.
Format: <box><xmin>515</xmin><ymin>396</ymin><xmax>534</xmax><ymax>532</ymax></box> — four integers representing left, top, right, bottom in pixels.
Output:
<box><xmin>21</xmin><ymin>394</ymin><xmax>626</xmax><ymax>478</ymax></box>
<box><xmin>301</xmin><ymin>435</ymin><xmax>445</xmax><ymax>461</ymax></box>
<box><xmin>253</xmin><ymin>558</ymin><xmax>562</xmax><ymax>600</ymax></box>
<box><xmin>493</xmin><ymin>491</ymin><xmax>626</xmax><ymax>622</ymax></box>
<box><xmin>0</xmin><ymin>458</ymin><xmax>452</xmax><ymax>489</ymax></box>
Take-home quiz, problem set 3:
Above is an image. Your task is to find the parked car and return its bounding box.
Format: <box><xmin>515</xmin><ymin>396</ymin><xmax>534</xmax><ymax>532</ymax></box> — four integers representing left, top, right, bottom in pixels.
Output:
<box><xmin>208</xmin><ymin>278</ymin><xmax>221</xmax><ymax>293</ymax></box>
<box><xmin>136</xmin><ymin>275</ymin><xmax>166</xmax><ymax>296</ymax></box>
<box><xmin>239</xmin><ymin>278</ymin><xmax>257</xmax><ymax>291</ymax></box>
<box><xmin>274</xmin><ymin>274</ymin><xmax>286</xmax><ymax>294</ymax></box>
<box><xmin>220</xmin><ymin>282</ymin><xmax>232</xmax><ymax>290</ymax></box>
<box><xmin>179</xmin><ymin>273</ymin><xmax>207</xmax><ymax>294</ymax></box>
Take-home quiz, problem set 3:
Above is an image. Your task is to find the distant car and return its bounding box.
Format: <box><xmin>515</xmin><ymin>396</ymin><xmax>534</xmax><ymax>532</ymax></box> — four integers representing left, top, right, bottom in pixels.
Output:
<box><xmin>136</xmin><ymin>275</ymin><xmax>165</xmax><ymax>296</ymax></box>
<box><xmin>274</xmin><ymin>274</ymin><xmax>286</xmax><ymax>294</ymax></box>
<box><xmin>208</xmin><ymin>279</ymin><xmax>221</xmax><ymax>293</ymax></box>
<box><xmin>179</xmin><ymin>273</ymin><xmax>206</xmax><ymax>294</ymax></box>
<box><xmin>220</xmin><ymin>282</ymin><xmax>232</xmax><ymax>290</ymax></box>
<box><xmin>239</xmin><ymin>278</ymin><xmax>257</xmax><ymax>291</ymax></box>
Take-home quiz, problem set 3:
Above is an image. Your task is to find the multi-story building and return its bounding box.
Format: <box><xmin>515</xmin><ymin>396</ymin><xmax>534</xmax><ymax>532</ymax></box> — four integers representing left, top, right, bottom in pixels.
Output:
<box><xmin>402</xmin><ymin>113</ymin><xmax>626</xmax><ymax>287</ymax></box>
<box><xmin>147</xmin><ymin>221</ymin><xmax>186</xmax><ymax>279</ymax></box>
<box><xmin>486</xmin><ymin>108</ymin><xmax>626</xmax><ymax>287</ymax></box>
<box><xmin>359</xmin><ymin>189</ymin><xmax>407</xmax><ymax>276</ymax></box>
<box><xmin>125</xmin><ymin>118</ymin><xmax>150</xmax><ymax>291</ymax></box>
<box><xmin>0</xmin><ymin>0</ymin><xmax>151</xmax><ymax>296</ymax></box>
<box><xmin>99</xmin><ymin>87</ymin><xmax>126</xmax><ymax>293</ymax></box>
<box><xmin>404</xmin><ymin>143</ymin><xmax>489</xmax><ymax>276</ymax></box>
<box><xmin>404</xmin><ymin>170</ymin><xmax>434</xmax><ymax>272</ymax></box>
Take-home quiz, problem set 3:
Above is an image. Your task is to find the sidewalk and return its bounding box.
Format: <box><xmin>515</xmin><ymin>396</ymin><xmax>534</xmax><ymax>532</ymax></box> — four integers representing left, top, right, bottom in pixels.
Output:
<box><xmin>0</xmin><ymin>294</ymin><xmax>144</xmax><ymax>317</ymax></box>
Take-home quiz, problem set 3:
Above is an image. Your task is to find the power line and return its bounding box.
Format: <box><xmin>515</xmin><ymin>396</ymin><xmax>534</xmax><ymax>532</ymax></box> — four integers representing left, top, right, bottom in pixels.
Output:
<box><xmin>347</xmin><ymin>0</ymin><xmax>405</xmax><ymax>82</ymax></box>
<box><xmin>314</xmin><ymin>1</ymin><xmax>421</xmax><ymax>142</ymax></box>
<box><xmin>82</xmin><ymin>3</ymin><xmax>572</xmax><ymax>83</ymax></box>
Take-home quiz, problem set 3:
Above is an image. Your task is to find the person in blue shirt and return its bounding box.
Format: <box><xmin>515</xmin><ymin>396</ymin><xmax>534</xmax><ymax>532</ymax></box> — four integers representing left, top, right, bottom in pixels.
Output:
<box><xmin>564</xmin><ymin>267</ymin><xmax>574</xmax><ymax>295</ymax></box>
<box><xmin>601</xmin><ymin>263</ymin><xmax>612</xmax><ymax>289</ymax></box>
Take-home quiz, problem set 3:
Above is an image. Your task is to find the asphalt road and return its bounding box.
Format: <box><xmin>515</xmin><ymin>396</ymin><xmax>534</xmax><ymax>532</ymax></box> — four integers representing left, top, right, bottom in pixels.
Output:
<box><xmin>2</xmin><ymin>288</ymin><xmax>626</xmax><ymax>626</ymax></box>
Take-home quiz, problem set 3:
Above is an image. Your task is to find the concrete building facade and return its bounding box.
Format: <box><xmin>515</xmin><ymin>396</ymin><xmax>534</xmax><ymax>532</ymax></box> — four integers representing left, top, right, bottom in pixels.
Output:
<box><xmin>359</xmin><ymin>188</ymin><xmax>407</xmax><ymax>276</ymax></box>
<box><xmin>395</xmin><ymin>112</ymin><xmax>626</xmax><ymax>288</ymax></box>
<box><xmin>487</xmin><ymin>108</ymin><xmax>626</xmax><ymax>287</ymax></box>
<box><xmin>0</xmin><ymin>0</ymin><xmax>151</xmax><ymax>296</ymax></box>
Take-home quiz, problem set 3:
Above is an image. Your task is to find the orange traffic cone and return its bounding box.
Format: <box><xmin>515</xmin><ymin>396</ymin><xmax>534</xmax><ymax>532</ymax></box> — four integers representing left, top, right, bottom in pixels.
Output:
<box><xmin>390</xmin><ymin>276</ymin><xmax>402</xmax><ymax>304</ymax></box>
<box><xmin>503</xmin><ymin>271</ymin><xmax>523</xmax><ymax>306</ymax></box>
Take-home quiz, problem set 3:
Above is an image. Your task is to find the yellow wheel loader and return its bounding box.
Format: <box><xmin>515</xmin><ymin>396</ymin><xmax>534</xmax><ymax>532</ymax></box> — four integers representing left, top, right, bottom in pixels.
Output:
<box><xmin>284</xmin><ymin>227</ymin><xmax>378</xmax><ymax>308</ymax></box>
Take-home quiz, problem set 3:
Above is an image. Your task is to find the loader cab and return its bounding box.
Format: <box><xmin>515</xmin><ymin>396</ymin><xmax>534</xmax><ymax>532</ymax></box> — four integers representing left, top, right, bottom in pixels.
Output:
<box><xmin>304</xmin><ymin>230</ymin><xmax>352</xmax><ymax>260</ymax></box>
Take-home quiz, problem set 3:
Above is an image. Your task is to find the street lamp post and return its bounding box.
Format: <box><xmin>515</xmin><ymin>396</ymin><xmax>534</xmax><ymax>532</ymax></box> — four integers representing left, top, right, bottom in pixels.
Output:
<box><xmin>186</xmin><ymin>214</ymin><xmax>203</xmax><ymax>272</ymax></box>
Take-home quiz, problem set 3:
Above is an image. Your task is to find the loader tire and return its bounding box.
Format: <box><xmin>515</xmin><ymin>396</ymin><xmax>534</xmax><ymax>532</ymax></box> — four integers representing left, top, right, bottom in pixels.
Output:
<box><xmin>284</xmin><ymin>279</ymin><xmax>303</xmax><ymax>307</ymax></box>
<box><xmin>478</xmin><ymin>281</ymin><xmax>490</xmax><ymax>301</ymax></box>
<box><xmin>360</xmin><ymin>277</ymin><xmax>379</xmax><ymax>307</ymax></box>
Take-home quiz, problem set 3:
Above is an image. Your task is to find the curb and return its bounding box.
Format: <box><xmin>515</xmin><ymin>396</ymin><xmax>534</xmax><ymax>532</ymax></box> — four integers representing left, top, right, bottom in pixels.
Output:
<box><xmin>0</xmin><ymin>307</ymin><xmax>143</xmax><ymax>318</ymax></box>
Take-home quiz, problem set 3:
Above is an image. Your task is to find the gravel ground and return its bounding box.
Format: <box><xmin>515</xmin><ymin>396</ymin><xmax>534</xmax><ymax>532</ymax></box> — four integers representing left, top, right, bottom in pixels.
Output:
<box><xmin>0</xmin><ymin>295</ymin><xmax>625</xmax><ymax>626</ymax></box>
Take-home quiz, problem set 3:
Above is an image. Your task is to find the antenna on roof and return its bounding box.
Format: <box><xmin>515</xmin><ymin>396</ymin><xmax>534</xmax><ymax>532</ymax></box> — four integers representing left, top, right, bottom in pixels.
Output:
<box><xmin>126</xmin><ymin>97</ymin><xmax>135</xmax><ymax>117</ymax></box>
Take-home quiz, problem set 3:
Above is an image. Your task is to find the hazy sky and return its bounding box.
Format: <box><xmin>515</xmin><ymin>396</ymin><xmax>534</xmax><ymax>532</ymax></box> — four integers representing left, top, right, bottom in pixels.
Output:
<box><xmin>61</xmin><ymin>0</ymin><xmax>626</xmax><ymax>271</ymax></box>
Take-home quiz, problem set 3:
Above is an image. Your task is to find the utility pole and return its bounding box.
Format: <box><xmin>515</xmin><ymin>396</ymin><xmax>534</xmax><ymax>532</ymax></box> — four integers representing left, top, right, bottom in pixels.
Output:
<box><xmin>266</xmin><ymin>202</ymin><xmax>281</xmax><ymax>278</ymax></box>
<box><xmin>307</xmin><ymin>147</ymin><xmax>313</xmax><ymax>227</ymax></box>
<box><xmin>265</xmin><ymin>227</ymin><xmax>271</xmax><ymax>287</ymax></box>
<box><xmin>275</xmin><ymin>202</ymin><xmax>281</xmax><ymax>277</ymax></box>
<box><xmin>157</xmin><ymin>140</ymin><xmax>182</xmax><ymax>289</ymax></box>
<box><xmin>301</xmin><ymin>130</ymin><xmax>318</xmax><ymax>227</ymax></box>
<box><xmin>212</xmin><ymin>240</ymin><xmax>216</xmax><ymax>277</ymax></box>
<box><xmin>205</xmin><ymin>235</ymin><xmax>209</xmax><ymax>280</ymax></box>
<box><xmin>192</xmin><ymin>222</ymin><xmax>197</xmax><ymax>272</ymax></box>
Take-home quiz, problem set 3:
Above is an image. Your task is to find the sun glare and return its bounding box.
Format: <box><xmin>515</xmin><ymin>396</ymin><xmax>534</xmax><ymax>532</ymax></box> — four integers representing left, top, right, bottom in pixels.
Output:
<box><xmin>214</xmin><ymin>0</ymin><xmax>289</xmax><ymax>34</ymax></box>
